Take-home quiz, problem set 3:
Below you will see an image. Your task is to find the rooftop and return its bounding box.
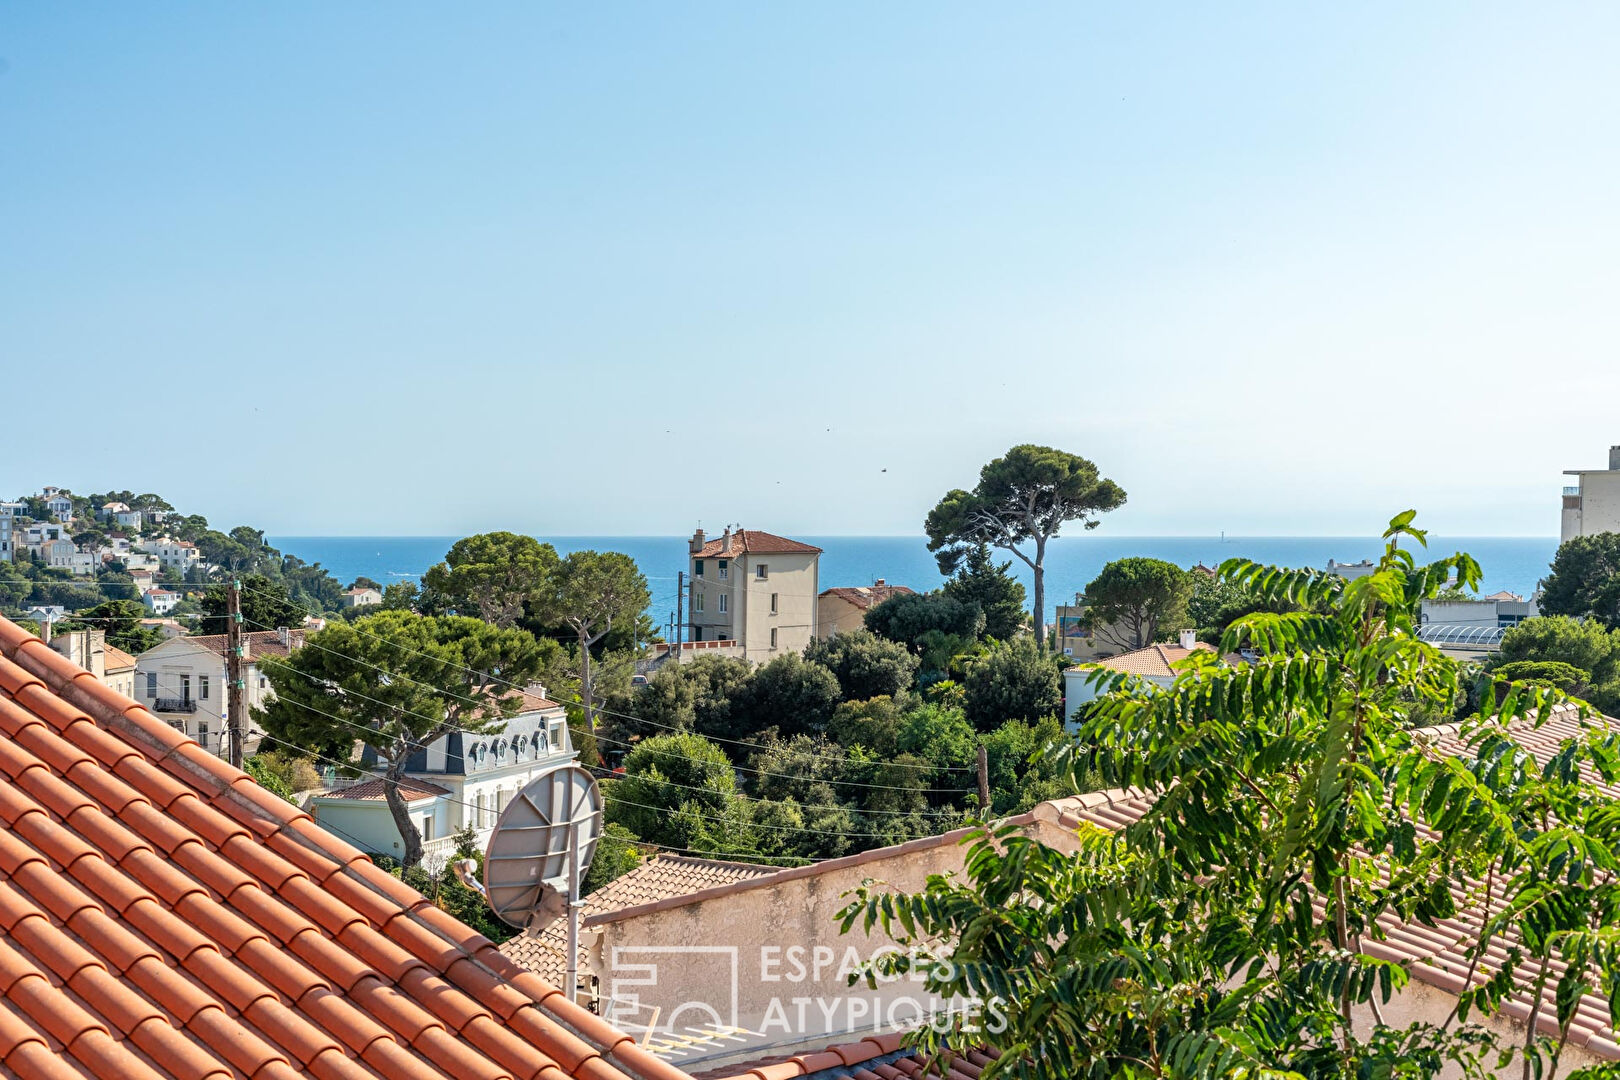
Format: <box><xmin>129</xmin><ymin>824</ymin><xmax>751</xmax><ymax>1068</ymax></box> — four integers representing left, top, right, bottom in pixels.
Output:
<box><xmin>691</xmin><ymin>530</ymin><xmax>822</xmax><ymax>559</ymax></box>
<box><xmin>182</xmin><ymin>629</ymin><xmax>307</xmax><ymax>661</ymax></box>
<box><xmin>316</xmin><ymin>777</ymin><xmax>451</xmax><ymax>803</ymax></box>
<box><xmin>817</xmin><ymin>582</ymin><xmax>915</xmax><ymax>611</ymax></box>
<box><xmin>102</xmin><ymin>645</ymin><xmax>137</xmax><ymax>672</ymax></box>
<box><xmin>1069</xmin><ymin>641</ymin><xmax>1225</xmax><ymax>679</ymax></box>
<box><xmin>0</xmin><ymin>614</ymin><xmax>674</xmax><ymax>1079</ymax></box>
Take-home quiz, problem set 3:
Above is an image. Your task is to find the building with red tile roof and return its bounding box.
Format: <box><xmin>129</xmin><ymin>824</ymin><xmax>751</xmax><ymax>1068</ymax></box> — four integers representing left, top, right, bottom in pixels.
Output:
<box><xmin>686</xmin><ymin>529</ymin><xmax>822</xmax><ymax>663</ymax></box>
<box><xmin>816</xmin><ymin>582</ymin><xmax>915</xmax><ymax>639</ymax></box>
<box><xmin>0</xmin><ymin>614</ymin><xmax>685</xmax><ymax>1080</ymax></box>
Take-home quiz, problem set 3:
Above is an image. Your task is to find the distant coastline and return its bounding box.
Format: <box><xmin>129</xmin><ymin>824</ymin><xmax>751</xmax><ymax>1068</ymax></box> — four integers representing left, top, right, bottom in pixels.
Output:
<box><xmin>272</xmin><ymin>535</ymin><xmax>1561</xmax><ymax>625</ymax></box>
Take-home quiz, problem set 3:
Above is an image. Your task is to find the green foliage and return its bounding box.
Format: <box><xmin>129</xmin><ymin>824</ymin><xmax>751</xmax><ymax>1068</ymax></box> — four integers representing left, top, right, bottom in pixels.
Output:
<box><xmin>730</xmin><ymin>652</ymin><xmax>841</xmax><ymax>739</ymax></box>
<box><xmin>421</xmin><ymin>532</ymin><xmax>559</xmax><ymax>628</ymax></box>
<box><xmin>842</xmin><ymin>512</ymin><xmax>1604</xmax><ymax>1079</ymax></box>
<box><xmin>381</xmin><ymin>581</ymin><xmax>419</xmax><ymax>611</ymax></box>
<box><xmin>961</xmin><ymin>635</ymin><xmax>1061</xmax><ymax>731</ymax></box>
<box><xmin>196</xmin><ymin>573</ymin><xmax>305</xmax><ymax>636</ymax></box>
<box><xmin>864</xmin><ymin>592</ymin><xmax>984</xmax><ymax>651</ymax></box>
<box><xmin>980</xmin><ymin>715</ymin><xmax>1074</xmax><ymax>812</ymax></box>
<box><xmin>60</xmin><ymin>599</ymin><xmax>164</xmax><ymax>653</ymax></box>
<box><xmin>604</xmin><ymin>733</ymin><xmax>755</xmax><ymax>856</ymax></box>
<box><xmin>925</xmin><ymin>445</ymin><xmax>1125</xmax><ymax>642</ymax></box>
<box><xmin>1081</xmin><ymin>557</ymin><xmax>1193</xmax><ymax>651</ymax></box>
<box><xmin>1488</xmin><ymin>659</ymin><xmax>1591</xmax><ymax>696</ymax></box>
<box><xmin>804</xmin><ymin>629</ymin><xmax>919</xmax><ymax>702</ymax></box>
<box><xmin>943</xmin><ymin>541</ymin><xmax>1027</xmax><ymax>641</ymax></box>
<box><xmin>1490</xmin><ymin>615</ymin><xmax>1620</xmax><ymax>714</ymax></box>
<box><xmin>627</xmin><ymin>654</ymin><xmax>753</xmax><ymax>739</ymax></box>
<box><xmin>1539</xmin><ymin>532</ymin><xmax>1620</xmax><ymax>628</ymax></box>
<box><xmin>584</xmin><ymin>824</ymin><xmax>644</xmax><ymax>895</ymax></box>
<box><xmin>242</xmin><ymin>755</ymin><xmax>296</xmax><ymax>802</ymax></box>
<box><xmin>256</xmin><ymin>610</ymin><xmax>548</xmax><ymax>866</ymax></box>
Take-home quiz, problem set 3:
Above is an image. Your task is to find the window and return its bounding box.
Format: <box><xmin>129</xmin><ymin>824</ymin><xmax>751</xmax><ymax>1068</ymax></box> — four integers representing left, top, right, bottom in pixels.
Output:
<box><xmin>421</xmin><ymin>815</ymin><xmax>435</xmax><ymax>843</ymax></box>
<box><xmin>718</xmin><ymin>560</ymin><xmax>728</xmax><ymax>580</ymax></box>
<box><xmin>199</xmin><ymin>675</ymin><xmax>209</xmax><ymax>700</ymax></box>
<box><xmin>770</xmin><ymin>628</ymin><xmax>778</xmax><ymax>649</ymax></box>
<box><xmin>694</xmin><ymin>593</ymin><xmax>704</xmax><ymax>613</ymax></box>
<box><xmin>476</xmin><ymin>793</ymin><xmax>486</xmax><ymax>829</ymax></box>
<box><xmin>718</xmin><ymin>594</ymin><xmax>727</xmax><ymax>614</ymax></box>
<box><xmin>756</xmin><ymin>564</ymin><xmax>769</xmax><ymax>580</ymax></box>
<box><xmin>770</xmin><ymin>593</ymin><xmax>778</xmax><ymax>614</ymax></box>
<box><xmin>146</xmin><ymin>672</ymin><xmax>156</xmax><ymax>696</ymax></box>
<box><xmin>197</xmin><ymin>723</ymin><xmax>210</xmax><ymax>750</ymax></box>
<box><xmin>693</xmin><ymin>560</ymin><xmax>704</xmax><ymax>577</ymax></box>
<box><xmin>180</xmin><ymin>674</ymin><xmax>191</xmax><ymax>702</ymax></box>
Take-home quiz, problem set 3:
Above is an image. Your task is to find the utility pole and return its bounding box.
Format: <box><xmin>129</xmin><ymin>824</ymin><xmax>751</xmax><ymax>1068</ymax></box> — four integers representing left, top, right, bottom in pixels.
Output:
<box><xmin>226</xmin><ymin>579</ymin><xmax>246</xmax><ymax>767</ymax></box>
<box><xmin>676</xmin><ymin>570</ymin><xmax>686</xmax><ymax>651</ymax></box>
<box><xmin>976</xmin><ymin>743</ymin><xmax>991</xmax><ymax>814</ymax></box>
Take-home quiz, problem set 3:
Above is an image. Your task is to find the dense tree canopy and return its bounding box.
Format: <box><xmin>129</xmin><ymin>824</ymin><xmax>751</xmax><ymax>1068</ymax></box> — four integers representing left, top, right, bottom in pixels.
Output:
<box><xmin>729</xmin><ymin>652</ymin><xmax>841</xmax><ymax>739</ymax></box>
<box><xmin>421</xmin><ymin>532</ymin><xmax>559</xmax><ymax>628</ymax></box>
<box><xmin>1489</xmin><ymin>614</ymin><xmax>1620</xmax><ymax>714</ymax></box>
<box><xmin>1539</xmin><ymin>532</ymin><xmax>1620</xmax><ymax>628</ymax></box>
<box><xmin>1080</xmin><ymin>557</ymin><xmax>1193</xmax><ymax>651</ymax></box>
<box><xmin>961</xmin><ymin>635</ymin><xmax>1062</xmax><ymax>731</ymax></box>
<box><xmin>925</xmin><ymin>445</ymin><xmax>1125</xmax><ymax>644</ymax></box>
<box><xmin>942</xmin><ymin>541</ymin><xmax>1027</xmax><ymax>641</ymax></box>
<box><xmin>864</xmin><ymin>592</ymin><xmax>985</xmax><ymax>652</ymax></box>
<box><xmin>804</xmin><ymin>628</ymin><xmax>919</xmax><ymax>702</ymax></box>
<box><xmin>196</xmin><ymin>573</ymin><xmax>306</xmax><ymax>636</ymax></box>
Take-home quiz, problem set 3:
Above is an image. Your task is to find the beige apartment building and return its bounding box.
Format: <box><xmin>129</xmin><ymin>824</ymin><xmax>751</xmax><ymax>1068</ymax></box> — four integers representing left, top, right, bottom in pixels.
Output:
<box><xmin>816</xmin><ymin>580</ymin><xmax>913</xmax><ymax>638</ymax></box>
<box><xmin>1562</xmin><ymin>445</ymin><xmax>1620</xmax><ymax>542</ymax></box>
<box><xmin>687</xmin><ymin>527</ymin><xmax>820</xmax><ymax>662</ymax></box>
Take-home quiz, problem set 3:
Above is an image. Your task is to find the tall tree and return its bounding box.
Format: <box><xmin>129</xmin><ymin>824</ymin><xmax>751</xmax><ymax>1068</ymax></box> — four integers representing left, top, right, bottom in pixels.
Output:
<box><xmin>804</xmin><ymin>628</ymin><xmax>919</xmax><ymax>702</ymax></box>
<box><xmin>421</xmin><ymin>532</ymin><xmax>559</xmax><ymax>628</ymax></box>
<box><xmin>1538</xmin><ymin>532</ymin><xmax>1620</xmax><ymax>628</ymax></box>
<box><xmin>942</xmin><ymin>541</ymin><xmax>1027</xmax><ymax>640</ymax></box>
<box><xmin>196</xmin><ymin>573</ymin><xmax>305</xmax><ymax>636</ymax></box>
<box><xmin>960</xmin><ymin>635</ymin><xmax>1061</xmax><ymax>731</ymax></box>
<box><xmin>256</xmin><ymin>610</ymin><xmax>545</xmax><ymax>867</ymax></box>
<box><xmin>925</xmin><ymin>445</ymin><xmax>1125</xmax><ymax>646</ymax></box>
<box><xmin>1080</xmin><ymin>557</ymin><xmax>1194</xmax><ymax>651</ymax></box>
<box><xmin>864</xmin><ymin>592</ymin><xmax>984</xmax><ymax>651</ymax></box>
<box><xmin>544</xmin><ymin>550</ymin><xmax>650</xmax><ymax>733</ymax></box>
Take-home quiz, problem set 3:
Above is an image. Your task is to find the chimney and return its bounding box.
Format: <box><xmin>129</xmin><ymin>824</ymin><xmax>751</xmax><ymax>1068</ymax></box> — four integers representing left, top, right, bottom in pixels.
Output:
<box><xmin>1609</xmin><ymin>445</ymin><xmax>1620</xmax><ymax>471</ymax></box>
<box><xmin>721</xmin><ymin>526</ymin><xmax>733</xmax><ymax>555</ymax></box>
<box><xmin>874</xmin><ymin>578</ymin><xmax>886</xmax><ymax>587</ymax></box>
<box><xmin>1178</xmin><ymin>628</ymin><xmax>1198</xmax><ymax>651</ymax></box>
<box><xmin>277</xmin><ymin>626</ymin><xmax>291</xmax><ymax>648</ymax></box>
<box><xmin>689</xmin><ymin>528</ymin><xmax>706</xmax><ymax>554</ymax></box>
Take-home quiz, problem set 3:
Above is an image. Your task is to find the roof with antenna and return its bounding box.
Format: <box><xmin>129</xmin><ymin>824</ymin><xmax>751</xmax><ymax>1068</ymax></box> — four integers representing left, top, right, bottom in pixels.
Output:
<box><xmin>0</xmin><ymin>614</ymin><xmax>677</xmax><ymax>1080</ymax></box>
<box><xmin>690</xmin><ymin>530</ymin><xmax>822</xmax><ymax>558</ymax></box>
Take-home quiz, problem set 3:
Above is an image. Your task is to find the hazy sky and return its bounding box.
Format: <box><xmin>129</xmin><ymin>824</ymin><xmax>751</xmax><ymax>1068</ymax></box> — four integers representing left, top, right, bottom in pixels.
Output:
<box><xmin>4</xmin><ymin>4</ymin><xmax>1617</xmax><ymax>537</ymax></box>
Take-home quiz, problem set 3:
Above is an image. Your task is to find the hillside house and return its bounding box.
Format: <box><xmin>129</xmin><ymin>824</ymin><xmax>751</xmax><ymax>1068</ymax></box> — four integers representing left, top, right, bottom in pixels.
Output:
<box><xmin>44</xmin><ymin>491</ymin><xmax>73</xmax><ymax>522</ymax></box>
<box><xmin>142</xmin><ymin>588</ymin><xmax>181</xmax><ymax>615</ymax></box>
<box><xmin>137</xmin><ymin>536</ymin><xmax>201</xmax><ymax>572</ymax></box>
<box><xmin>48</xmin><ymin>628</ymin><xmax>137</xmax><ymax>697</ymax></box>
<box><xmin>133</xmin><ymin>627</ymin><xmax>305</xmax><ymax>758</ymax></box>
<box><xmin>341</xmin><ymin>585</ymin><xmax>383</xmax><ymax>609</ymax></box>
<box><xmin>688</xmin><ymin>527</ymin><xmax>821</xmax><ymax>662</ymax></box>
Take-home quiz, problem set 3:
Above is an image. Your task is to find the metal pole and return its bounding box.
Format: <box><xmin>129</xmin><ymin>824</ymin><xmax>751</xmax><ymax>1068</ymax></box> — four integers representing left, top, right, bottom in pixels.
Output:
<box><xmin>227</xmin><ymin>579</ymin><xmax>246</xmax><ymax>767</ymax></box>
<box><xmin>566</xmin><ymin>818</ymin><xmax>581</xmax><ymax>1005</ymax></box>
<box><xmin>976</xmin><ymin>743</ymin><xmax>991</xmax><ymax>813</ymax></box>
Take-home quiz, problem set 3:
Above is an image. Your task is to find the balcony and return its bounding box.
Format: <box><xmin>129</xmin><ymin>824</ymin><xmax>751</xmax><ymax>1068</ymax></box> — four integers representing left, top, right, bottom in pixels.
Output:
<box><xmin>1564</xmin><ymin>486</ymin><xmax>1581</xmax><ymax>496</ymax></box>
<box><xmin>153</xmin><ymin>697</ymin><xmax>196</xmax><ymax>714</ymax></box>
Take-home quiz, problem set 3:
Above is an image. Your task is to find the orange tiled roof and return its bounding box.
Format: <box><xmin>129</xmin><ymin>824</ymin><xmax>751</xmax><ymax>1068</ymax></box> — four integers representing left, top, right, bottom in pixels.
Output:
<box><xmin>498</xmin><ymin>855</ymin><xmax>776</xmax><ymax>984</ymax></box>
<box><xmin>1072</xmin><ymin>641</ymin><xmax>1217</xmax><ymax>679</ymax></box>
<box><xmin>318</xmin><ymin>778</ymin><xmax>451</xmax><ymax>802</ymax></box>
<box><xmin>102</xmin><ymin>645</ymin><xmax>137</xmax><ymax>672</ymax></box>
<box><xmin>817</xmin><ymin>585</ymin><xmax>915</xmax><ymax>612</ymax></box>
<box><xmin>0</xmin><ymin>615</ymin><xmax>680</xmax><ymax>1080</ymax></box>
<box><xmin>692</xmin><ymin>531</ymin><xmax>822</xmax><ymax>558</ymax></box>
<box><xmin>183</xmin><ymin>629</ymin><xmax>307</xmax><ymax>661</ymax></box>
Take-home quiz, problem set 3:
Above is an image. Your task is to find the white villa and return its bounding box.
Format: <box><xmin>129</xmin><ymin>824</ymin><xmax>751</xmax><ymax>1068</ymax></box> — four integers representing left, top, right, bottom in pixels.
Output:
<box><xmin>133</xmin><ymin>628</ymin><xmax>305</xmax><ymax>758</ymax></box>
<box><xmin>309</xmin><ymin>689</ymin><xmax>575</xmax><ymax>869</ymax></box>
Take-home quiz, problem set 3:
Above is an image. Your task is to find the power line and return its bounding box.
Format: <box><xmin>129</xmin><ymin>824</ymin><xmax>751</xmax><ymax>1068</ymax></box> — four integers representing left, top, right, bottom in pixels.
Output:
<box><xmin>238</xmin><ymin>610</ymin><xmax>976</xmax><ymax>792</ymax></box>
<box><xmin>240</xmin><ymin>628</ymin><xmax>969</xmax><ymax>812</ymax></box>
<box><xmin>237</xmin><ymin>582</ymin><xmax>975</xmax><ymax>775</ymax></box>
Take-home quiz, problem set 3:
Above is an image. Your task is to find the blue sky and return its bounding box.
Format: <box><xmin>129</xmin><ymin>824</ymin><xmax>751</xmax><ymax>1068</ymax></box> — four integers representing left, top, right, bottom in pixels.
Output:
<box><xmin>4</xmin><ymin>4</ymin><xmax>1618</xmax><ymax>536</ymax></box>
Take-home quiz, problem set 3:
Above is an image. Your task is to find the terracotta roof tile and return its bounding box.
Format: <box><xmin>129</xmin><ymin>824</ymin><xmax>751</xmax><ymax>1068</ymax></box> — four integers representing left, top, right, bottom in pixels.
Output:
<box><xmin>316</xmin><ymin>778</ymin><xmax>451</xmax><ymax>803</ymax></box>
<box><xmin>692</xmin><ymin>531</ymin><xmax>822</xmax><ymax>558</ymax></box>
<box><xmin>0</xmin><ymin>615</ymin><xmax>659</xmax><ymax>1080</ymax></box>
<box><xmin>817</xmin><ymin>585</ymin><xmax>916</xmax><ymax>612</ymax></box>
<box><xmin>180</xmin><ymin>630</ymin><xmax>306</xmax><ymax>661</ymax></box>
<box><xmin>1068</xmin><ymin>641</ymin><xmax>1241</xmax><ymax>679</ymax></box>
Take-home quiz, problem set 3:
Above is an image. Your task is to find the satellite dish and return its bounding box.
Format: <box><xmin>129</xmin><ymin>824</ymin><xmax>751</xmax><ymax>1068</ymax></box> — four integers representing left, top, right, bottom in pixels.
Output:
<box><xmin>483</xmin><ymin>763</ymin><xmax>603</xmax><ymax>930</ymax></box>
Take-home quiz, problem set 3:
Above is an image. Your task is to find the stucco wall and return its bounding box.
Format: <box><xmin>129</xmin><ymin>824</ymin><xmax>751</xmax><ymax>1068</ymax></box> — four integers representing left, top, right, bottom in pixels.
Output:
<box><xmin>1567</xmin><ymin>471</ymin><xmax>1620</xmax><ymax>542</ymax></box>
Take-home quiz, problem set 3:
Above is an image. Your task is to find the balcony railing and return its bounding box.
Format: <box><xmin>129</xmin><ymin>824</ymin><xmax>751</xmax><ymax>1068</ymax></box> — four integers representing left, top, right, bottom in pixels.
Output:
<box><xmin>1565</xmin><ymin>486</ymin><xmax>1581</xmax><ymax>496</ymax></box>
<box><xmin>153</xmin><ymin>697</ymin><xmax>196</xmax><ymax>714</ymax></box>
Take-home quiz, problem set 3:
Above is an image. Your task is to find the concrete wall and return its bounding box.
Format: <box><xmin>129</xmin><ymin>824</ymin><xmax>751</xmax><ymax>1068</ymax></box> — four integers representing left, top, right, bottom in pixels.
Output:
<box><xmin>691</xmin><ymin>550</ymin><xmax>819</xmax><ymax>662</ymax></box>
<box><xmin>1565</xmin><ymin>471</ymin><xmax>1620</xmax><ymax>542</ymax></box>
<box><xmin>579</xmin><ymin>811</ymin><xmax>1083</xmax><ymax>1067</ymax></box>
<box><xmin>817</xmin><ymin>595</ymin><xmax>867</xmax><ymax>638</ymax></box>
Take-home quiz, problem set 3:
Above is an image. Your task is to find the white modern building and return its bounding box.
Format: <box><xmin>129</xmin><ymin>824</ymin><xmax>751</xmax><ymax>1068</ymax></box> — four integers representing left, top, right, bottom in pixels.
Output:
<box><xmin>44</xmin><ymin>539</ymin><xmax>94</xmax><ymax>576</ymax></box>
<box><xmin>137</xmin><ymin>537</ymin><xmax>202</xmax><ymax>572</ymax></box>
<box><xmin>142</xmin><ymin>588</ymin><xmax>181</xmax><ymax>615</ymax></box>
<box><xmin>1562</xmin><ymin>446</ymin><xmax>1620</xmax><ymax>542</ymax></box>
<box><xmin>133</xmin><ymin>628</ymin><xmax>305</xmax><ymax>758</ymax></box>
<box><xmin>44</xmin><ymin>492</ymin><xmax>73</xmax><ymax>523</ymax></box>
<box><xmin>309</xmin><ymin>689</ymin><xmax>574</xmax><ymax>869</ymax></box>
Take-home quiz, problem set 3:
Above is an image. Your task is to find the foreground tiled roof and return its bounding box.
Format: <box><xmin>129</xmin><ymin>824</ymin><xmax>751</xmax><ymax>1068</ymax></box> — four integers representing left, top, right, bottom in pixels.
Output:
<box><xmin>692</xmin><ymin>531</ymin><xmax>822</xmax><ymax>558</ymax></box>
<box><xmin>690</xmin><ymin>1032</ymin><xmax>998</xmax><ymax>1080</ymax></box>
<box><xmin>0</xmin><ymin>616</ymin><xmax>680</xmax><ymax>1080</ymax></box>
<box><xmin>317</xmin><ymin>778</ymin><xmax>451</xmax><ymax>803</ymax></box>
<box><xmin>498</xmin><ymin>856</ymin><xmax>776</xmax><ymax>985</ymax></box>
<box><xmin>817</xmin><ymin>585</ymin><xmax>915</xmax><ymax>612</ymax></box>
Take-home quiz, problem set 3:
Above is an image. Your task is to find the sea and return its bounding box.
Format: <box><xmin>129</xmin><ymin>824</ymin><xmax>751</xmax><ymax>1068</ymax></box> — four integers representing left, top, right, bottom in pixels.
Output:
<box><xmin>270</xmin><ymin>535</ymin><xmax>1561</xmax><ymax>625</ymax></box>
